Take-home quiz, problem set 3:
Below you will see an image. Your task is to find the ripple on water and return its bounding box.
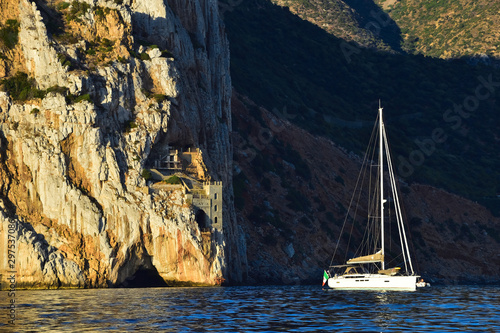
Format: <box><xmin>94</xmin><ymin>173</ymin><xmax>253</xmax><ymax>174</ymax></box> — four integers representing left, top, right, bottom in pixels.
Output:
<box><xmin>1</xmin><ymin>285</ymin><xmax>500</xmax><ymax>332</ymax></box>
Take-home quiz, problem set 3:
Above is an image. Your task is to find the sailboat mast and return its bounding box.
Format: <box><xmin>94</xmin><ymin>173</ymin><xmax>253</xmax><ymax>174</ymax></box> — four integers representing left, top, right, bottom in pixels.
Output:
<box><xmin>379</xmin><ymin>103</ymin><xmax>385</xmax><ymax>270</ymax></box>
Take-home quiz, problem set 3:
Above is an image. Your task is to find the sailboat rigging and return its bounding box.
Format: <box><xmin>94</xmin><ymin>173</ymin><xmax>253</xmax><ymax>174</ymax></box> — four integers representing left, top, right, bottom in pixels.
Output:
<box><xmin>325</xmin><ymin>103</ymin><xmax>421</xmax><ymax>290</ymax></box>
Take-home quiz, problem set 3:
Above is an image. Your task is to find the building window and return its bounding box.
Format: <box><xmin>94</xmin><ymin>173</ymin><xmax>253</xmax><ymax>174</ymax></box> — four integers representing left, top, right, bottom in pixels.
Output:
<box><xmin>214</xmin><ymin>217</ymin><xmax>218</xmax><ymax>224</ymax></box>
<box><xmin>214</xmin><ymin>193</ymin><xmax>217</xmax><ymax>200</ymax></box>
<box><xmin>214</xmin><ymin>205</ymin><xmax>217</xmax><ymax>212</ymax></box>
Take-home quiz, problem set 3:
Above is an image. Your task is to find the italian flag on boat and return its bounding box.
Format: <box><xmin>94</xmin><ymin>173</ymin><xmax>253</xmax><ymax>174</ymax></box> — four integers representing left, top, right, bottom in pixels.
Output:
<box><xmin>322</xmin><ymin>270</ymin><xmax>328</xmax><ymax>286</ymax></box>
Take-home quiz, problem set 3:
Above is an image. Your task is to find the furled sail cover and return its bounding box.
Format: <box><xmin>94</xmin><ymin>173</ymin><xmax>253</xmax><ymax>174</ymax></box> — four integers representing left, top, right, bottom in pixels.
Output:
<box><xmin>346</xmin><ymin>250</ymin><xmax>384</xmax><ymax>264</ymax></box>
<box><xmin>378</xmin><ymin>267</ymin><xmax>400</xmax><ymax>276</ymax></box>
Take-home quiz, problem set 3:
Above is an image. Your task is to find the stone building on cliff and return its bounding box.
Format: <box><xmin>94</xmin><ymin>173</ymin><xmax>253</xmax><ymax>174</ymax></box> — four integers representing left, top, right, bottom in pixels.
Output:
<box><xmin>188</xmin><ymin>181</ymin><xmax>223</xmax><ymax>232</ymax></box>
<box><xmin>150</xmin><ymin>147</ymin><xmax>223</xmax><ymax>232</ymax></box>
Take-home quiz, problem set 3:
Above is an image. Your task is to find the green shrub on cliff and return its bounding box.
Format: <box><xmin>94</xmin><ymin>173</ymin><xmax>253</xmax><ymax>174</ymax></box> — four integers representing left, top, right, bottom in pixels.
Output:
<box><xmin>57</xmin><ymin>53</ymin><xmax>72</xmax><ymax>68</ymax></box>
<box><xmin>47</xmin><ymin>85</ymin><xmax>69</xmax><ymax>95</ymax></box>
<box><xmin>0</xmin><ymin>72</ymin><xmax>45</xmax><ymax>101</ymax></box>
<box><xmin>66</xmin><ymin>1</ymin><xmax>91</xmax><ymax>22</ymax></box>
<box><xmin>0</xmin><ymin>19</ymin><xmax>20</xmax><ymax>49</ymax></box>
<box><xmin>74</xmin><ymin>93</ymin><xmax>91</xmax><ymax>103</ymax></box>
<box><xmin>142</xmin><ymin>169</ymin><xmax>152</xmax><ymax>181</ymax></box>
<box><xmin>164</xmin><ymin>175</ymin><xmax>182</xmax><ymax>184</ymax></box>
<box><xmin>56</xmin><ymin>2</ymin><xmax>70</xmax><ymax>10</ymax></box>
<box><xmin>153</xmin><ymin>94</ymin><xmax>168</xmax><ymax>103</ymax></box>
<box><xmin>65</xmin><ymin>92</ymin><xmax>92</xmax><ymax>104</ymax></box>
<box><xmin>124</xmin><ymin>120</ymin><xmax>138</xmax><ymax>132</ymax></box>
<box><xmin>100</xmin><ymin>38</ymin><xmax>114</xmax><ymax>53</ymax></box>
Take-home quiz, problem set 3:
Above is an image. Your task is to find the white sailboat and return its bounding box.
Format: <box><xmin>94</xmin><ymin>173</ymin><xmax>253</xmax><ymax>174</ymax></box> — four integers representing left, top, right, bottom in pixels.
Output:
<box><xmin>326</xmin><ymin>103</ymin><xmax>420</xmax><ymax>291</ymax></box>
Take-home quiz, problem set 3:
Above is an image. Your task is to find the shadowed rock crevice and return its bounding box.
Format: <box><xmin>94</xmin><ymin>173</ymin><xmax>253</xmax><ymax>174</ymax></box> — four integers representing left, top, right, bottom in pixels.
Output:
<box><xmin>120</xmin><ymin>266</ymin><xmax>169</xmax><ymax>288</ymax></box>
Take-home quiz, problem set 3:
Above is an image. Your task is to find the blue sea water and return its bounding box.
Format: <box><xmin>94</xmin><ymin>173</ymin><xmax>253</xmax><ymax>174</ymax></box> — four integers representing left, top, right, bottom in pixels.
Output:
<box><xmin>1</xmin><ymin>285</ymin><xmax>500</xmax><ymax>332</ymax></box>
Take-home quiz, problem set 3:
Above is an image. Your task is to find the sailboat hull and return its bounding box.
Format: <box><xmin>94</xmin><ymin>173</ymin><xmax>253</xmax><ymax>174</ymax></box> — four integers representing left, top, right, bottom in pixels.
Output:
<box><xmin>328</xmin><ymin>274</ymin><xmax>419</xmax><ymax>291</ymax></box>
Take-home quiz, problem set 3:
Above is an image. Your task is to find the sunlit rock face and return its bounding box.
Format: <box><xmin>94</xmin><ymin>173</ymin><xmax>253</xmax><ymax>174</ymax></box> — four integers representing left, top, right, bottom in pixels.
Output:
<box><xmin>0</xmin><ymin>0</ymin><xmax>246</xmax><ymax>289</ymax></box>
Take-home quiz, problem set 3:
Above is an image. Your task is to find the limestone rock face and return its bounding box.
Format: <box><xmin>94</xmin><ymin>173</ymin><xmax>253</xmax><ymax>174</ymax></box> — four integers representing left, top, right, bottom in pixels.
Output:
<box><xmin>0</xmin><ymin>0</ymin><xmax>246</xmax><ymax>288</ymax></box>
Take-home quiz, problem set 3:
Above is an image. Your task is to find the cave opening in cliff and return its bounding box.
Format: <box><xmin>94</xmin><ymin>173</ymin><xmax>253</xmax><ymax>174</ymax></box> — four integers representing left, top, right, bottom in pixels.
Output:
<box><xmin>195</xmin><ymin>209</ymin><xmax>208</xmax><ymax>230</ymax></box>
<box><xmin>122</xmin><ymin>266</ymin><xmax>168</xmax><ymax>288</ymax></box>
<box><xmin>144</xmin><ymin>123</ymin><xmax>197</xmax><ymax>171</ymax></box>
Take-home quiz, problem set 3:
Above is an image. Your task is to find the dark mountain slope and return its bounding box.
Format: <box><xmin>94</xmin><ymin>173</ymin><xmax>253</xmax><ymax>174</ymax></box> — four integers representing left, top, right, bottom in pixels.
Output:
<box><xmin>225</xmin><ymin>0</ymin><xmax>500</xmax><ymax>205</ymax></box>
<box><xmin>231</xmin><ymin>91</ymin><xmax>500</xmax><ymax>285</ymax></box>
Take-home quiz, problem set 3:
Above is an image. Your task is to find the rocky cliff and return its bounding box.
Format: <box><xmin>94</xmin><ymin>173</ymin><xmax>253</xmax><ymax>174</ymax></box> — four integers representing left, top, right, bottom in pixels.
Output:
<box><xmin>0</xmin><ymin>0</ymin><xmax>246</xmax><ymax>288</ymax></box>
